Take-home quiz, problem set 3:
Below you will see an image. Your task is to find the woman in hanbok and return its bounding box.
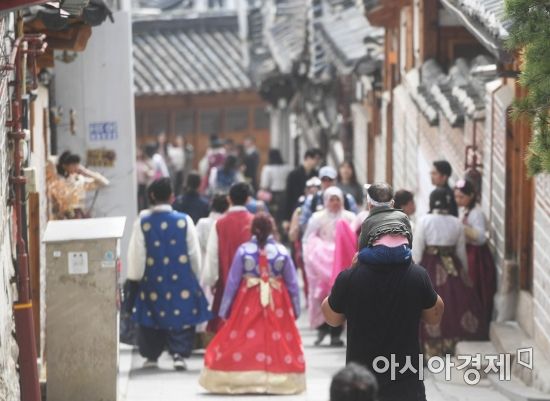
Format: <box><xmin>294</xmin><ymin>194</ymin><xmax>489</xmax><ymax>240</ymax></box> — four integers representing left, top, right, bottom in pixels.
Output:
<box><xmin>413</xmin><ymin>188</ymin><xmax>486</xmax><ymax>357</ymax></box>
<box><xmin>200</xmin><ymin>213</ymin><xmax>305</xmax><ymax>394</ymax></box>
<box><xmin>303</xmin><ymin>186</ymin><xmax>355</xmax><ymax>346</ymax></box>
<box><xmin>55</xmin><ymin>151</ymin><xmax>110</xmax><ymax>219</ymax></box>
<box><xmin>454</xmin><ymin>179</ymin><xmax>495</xmax><ymax>329</ymax></box>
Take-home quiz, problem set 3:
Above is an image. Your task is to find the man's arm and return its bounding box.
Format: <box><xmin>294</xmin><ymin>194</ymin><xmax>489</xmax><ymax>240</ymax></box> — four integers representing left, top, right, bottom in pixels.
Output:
<box><xmin>185</xmin><ymin>215</ymin><xmax>202</xmax><ymax>278</ymax></box>
<box><xmin>421</xmin><ymin>295</ymin><xmax>444</xmax><ymax>325</ymax></box>
<box><xmin>322</xmin><ymin>297</ymin><xmax>346</xmax><ymax>327</ymax></box>
<box><xmin>201</xmin><ymin>222</ymin><xmax>219</xmax><ymax>286</ymax></box>
<box><xmin>127</xmin><ymin>218</ymin><xmax>146</xmax><ymax>281</ymax></box>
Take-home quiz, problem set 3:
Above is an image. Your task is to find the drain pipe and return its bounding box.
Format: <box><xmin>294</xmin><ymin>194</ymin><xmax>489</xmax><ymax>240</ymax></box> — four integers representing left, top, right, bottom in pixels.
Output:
<box><xmin>4</xmin><ymin>31</ymin><xmax>46</xmax><ymax>401</ymax></box>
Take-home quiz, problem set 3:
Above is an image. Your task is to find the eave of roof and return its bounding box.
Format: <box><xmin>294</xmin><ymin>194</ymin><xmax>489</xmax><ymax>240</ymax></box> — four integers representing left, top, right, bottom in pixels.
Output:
<box><xmin>439</xmin><ymin>0</ymin><xmax>512</xmax><ymax>62</ymax></box>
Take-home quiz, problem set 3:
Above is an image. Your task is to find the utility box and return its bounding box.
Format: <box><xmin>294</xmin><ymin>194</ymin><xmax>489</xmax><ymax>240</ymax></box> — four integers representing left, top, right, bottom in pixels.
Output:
<box><xmin>44</xmin><ymin>217</ymin><xmax>126</xmax><ymax>401</ymax></box>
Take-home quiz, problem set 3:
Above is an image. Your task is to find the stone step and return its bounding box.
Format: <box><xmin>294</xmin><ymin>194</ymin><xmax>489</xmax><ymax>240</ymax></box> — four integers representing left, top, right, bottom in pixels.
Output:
<box><xmin>455</xmin><ymin>341</ymin><xmax>498</xmax><ymax>371</ymax></box>
<box><xmin>488</xmin><ymin>374</ymin><xmax>550</xmax><ymax>401</ymax></box>
<box><xmin>490</xmin><ymin>321</ymin><xmax>550</xmax><ymax>393</ymax></box>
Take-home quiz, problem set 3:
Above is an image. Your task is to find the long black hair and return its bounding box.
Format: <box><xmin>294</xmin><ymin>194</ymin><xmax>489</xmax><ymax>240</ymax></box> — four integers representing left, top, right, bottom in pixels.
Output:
<box><xmin>429</xmin><ymin>187</ymin><xmax>451</xmax><ymax>213</ymax></box>
<box><xmin>268</xmin><ymin>149</ymin><xmax>284</xmax><ymax>165</ymax></box>
<box><xmin>337</xmin><ymin>160</ymin><xmax>359</xmax><ymax>186</ymax></box>
<box><xmin>455</xmin><ymin>179</ymin><xmax>477</xmax><ymax>212</ymax></box>
<box><xmin>57</xmin><ymin>151</ymin><xmax>80</xmax><ymax>177</ymax></box>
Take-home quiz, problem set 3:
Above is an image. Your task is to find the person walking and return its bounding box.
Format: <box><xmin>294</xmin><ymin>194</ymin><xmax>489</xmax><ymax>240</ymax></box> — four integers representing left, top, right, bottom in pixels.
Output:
<box><xmin>126</xmin><ymin>178</ymin><xmax>211</xmax><ymax>370</ymax></box>
<box><xmin>394</xmin><ymin>189</ymin><xmax>416</xmax><ymax>231</ymax></box>
<box><xmin>199</xmin><ymin>135</ymin><xmax>227</xmax><ymax>193</ymax></box>
<box><xmin>173</xmin><ymin>172</ymin><xmax>209</xmax><ymax>224</ymax></box>
<box><xmin>430</xmin><ymin>160</ymin><xmax>458</xmax><ymax>217</ymax></box>
<box><xmin>337</xmin><ymin>161</ymin><xmax>363</xmax><ymax>206</ymax></box>
<box><xmin>202</xmin><ymin>182</ymin><xmax>255</xmax><ymax>333</ymax></box>
<box><xmin>322</xmin><ymin>183</ymin><xmax>444</xmax><ymax>401</ymax></box>
<box><xmin>136</xmin><ymin>146</ymin><xmax>155</xmax><ymax>211</ymax></box>
<box><xmin>196</xmin><ymin>194</ymin><xmax>230</xmax><ymax>261</ymax></box>
<box><xmin>454</xmin><ymin>179</ymin><xmax>496</xmax><ymax>328</ymax></box>
<box><xmin>208</xmin><ymin>154</ymin><xmax>244</xmax><ymax>195</ymax></box>
<box><xmin>303</xmin><ymin>186</ymin><xmax>355</xmax><ymax>346</ymax></box>
<box><xmin>193</xmin><ymin>194</ymin><xmax>230</xmax><ymax>348</ymax></box>
<box><xmin>283</xmin><ymin>148</ymin><xmax>323</xmax><ymax>226</ymax></box>
<box><xmin>259</xmin><ymin>148</ymin><xmax>293</xmax><ymax>221</ymax></box>
<box><xmin>413</xmin><ymin>187</ymin><xmax>486</xmax><ymax>357</ymax></box>
<box><xmin>200</xmin><ymin>213</ymin><xmax>305</xmax><ymax>394</ymax></box>
<box><xmin>144</xmin><ymin>143</ymin><xmax>170</xmax><ymax>180</ymax></box>
<box><xmin>287</xmin><ymin>177</ymin><xmax>322</xmax><ymax>302</ymax></box>
<box><xmin>167</xmin><ymin>136</ymin><xmax>186</xmax><ymax>196</ymax></box>
<box><xmin>299</xmin><ymin>166</ymin><xmax>358</xmax><ymax>231</ymax></box>
<box><xmin>243</xmin><ymin>136</ymin><xmax>260</xmax><ymax>191</ymax></box>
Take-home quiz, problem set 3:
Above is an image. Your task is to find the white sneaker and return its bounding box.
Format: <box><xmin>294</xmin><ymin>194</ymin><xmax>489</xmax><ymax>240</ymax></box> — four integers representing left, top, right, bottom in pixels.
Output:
<box><xmin>173</xmin><ymin>354</ymin><xmax>187</xmax><ymax>371</ymax></box>
<box><xmin>142</xmin><ymin>359</ymin><xmax>158</xmax><ymax>369</ymax></box>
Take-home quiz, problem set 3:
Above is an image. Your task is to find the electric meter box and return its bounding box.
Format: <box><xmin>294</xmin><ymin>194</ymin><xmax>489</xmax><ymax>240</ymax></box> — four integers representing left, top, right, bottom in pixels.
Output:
<box><xmin>43</xmin><ymin>217</ymin><xmax>126</xmax><ymax>401</ymax></box>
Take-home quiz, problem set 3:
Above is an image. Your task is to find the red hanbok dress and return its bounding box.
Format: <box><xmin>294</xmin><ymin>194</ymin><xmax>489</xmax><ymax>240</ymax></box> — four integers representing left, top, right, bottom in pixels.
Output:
<box><xmin>200</xmin><ymin>239</ymin><xmax>305</xmax><ymax>394</ymax></box>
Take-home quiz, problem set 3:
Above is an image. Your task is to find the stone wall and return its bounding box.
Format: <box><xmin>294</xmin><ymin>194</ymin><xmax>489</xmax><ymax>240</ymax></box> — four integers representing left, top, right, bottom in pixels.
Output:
<box><xmin>0</xmin><ymin>13</ymin><xmax>21</xmax><ymax>401</ymax></box>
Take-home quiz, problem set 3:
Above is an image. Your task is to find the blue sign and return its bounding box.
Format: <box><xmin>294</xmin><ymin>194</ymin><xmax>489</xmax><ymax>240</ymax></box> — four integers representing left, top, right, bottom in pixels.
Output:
<box><xmin>89</xmin><ymin>122</ymin><xmax>118</xmax><ymax>141</ymax></box>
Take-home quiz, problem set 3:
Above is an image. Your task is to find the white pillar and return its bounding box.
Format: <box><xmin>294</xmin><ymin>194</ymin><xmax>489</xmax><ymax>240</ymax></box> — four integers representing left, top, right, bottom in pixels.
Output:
<box><xmin>54</xmin><ymin>11</ymin><xmax>137</xmax><ymax>277</ymax></box>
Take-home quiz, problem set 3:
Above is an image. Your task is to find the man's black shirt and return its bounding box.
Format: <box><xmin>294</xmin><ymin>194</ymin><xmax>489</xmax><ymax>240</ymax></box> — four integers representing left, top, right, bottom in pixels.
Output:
<box><xmin>328</xmin><ymin>261</ymin><xmax>437</xmax><ymax>388</ymax></box>
<box><xmin>283</xmin><ymin>165</ymin><xmax>317</xmax><ymax>221</ymax></box>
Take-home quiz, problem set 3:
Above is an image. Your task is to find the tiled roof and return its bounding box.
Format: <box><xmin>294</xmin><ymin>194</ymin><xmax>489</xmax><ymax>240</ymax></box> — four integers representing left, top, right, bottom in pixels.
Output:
<box><xmin>440</xmin><ymin>0</ymin><xmax>511</xmax><ymax>60</ymax></box>
<box><xmin>265</xmin><ymin>0</ymin><xmax>308</xmax><ymax>75</ymax></box>
<box><xmin>450</xmin><ymin>0</ymin><xmax>510</xmax><ymax>39</ymax></box>
<box><xmin>133</xmin><ymin>14</ymin><xmax>252</xmax><ymax>96</ymax></box>
<box><xmin>412</xmin><ymin>56</ymin><xmax>498</xmax><ymax>126</ymax></box>
<box><xmin>316</xmin><ymin>6</ymin><xmax>383</xmax><ymax>75</ymax></box>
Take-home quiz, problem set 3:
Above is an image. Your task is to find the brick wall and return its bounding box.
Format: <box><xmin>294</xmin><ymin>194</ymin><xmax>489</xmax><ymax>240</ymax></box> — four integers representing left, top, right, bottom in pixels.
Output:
<box><xmin>0</xmin><ymin>14</ymin><xmax>21</xmax><ymax>401</ymax></box>
<box><xmin>533</xmin><ymin>174</ymin><xmax>550</xmax><ymax>360</ymax></box>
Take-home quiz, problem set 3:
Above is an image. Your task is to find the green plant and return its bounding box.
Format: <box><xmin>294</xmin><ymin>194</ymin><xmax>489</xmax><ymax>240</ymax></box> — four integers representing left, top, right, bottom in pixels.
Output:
<box><xmin>505</xmin><ymin>0</ymin><xmax>550</xmax><ymax>175</ymax></box>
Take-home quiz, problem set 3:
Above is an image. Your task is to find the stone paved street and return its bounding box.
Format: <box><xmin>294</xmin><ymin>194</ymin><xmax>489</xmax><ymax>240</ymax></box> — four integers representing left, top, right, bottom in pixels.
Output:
<box><xmin>119</xmin><ymin>315</ymin><xmax>513</xmax><ymax>401</ymax></box>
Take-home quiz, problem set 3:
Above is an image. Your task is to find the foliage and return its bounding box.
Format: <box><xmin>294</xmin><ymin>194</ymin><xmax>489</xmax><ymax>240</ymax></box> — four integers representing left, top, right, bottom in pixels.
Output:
<box><xmin>505</xmin><ymin>0</ymin><xmax>550</xmax><ymax>175</ymax></box>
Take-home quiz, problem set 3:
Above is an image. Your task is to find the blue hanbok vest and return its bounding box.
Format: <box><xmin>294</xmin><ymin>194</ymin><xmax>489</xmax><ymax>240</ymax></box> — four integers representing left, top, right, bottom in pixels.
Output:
<box><xmin>133</xmin><ymin>211</ymin><xmax>212</xmax><ymax>330</ymax></box>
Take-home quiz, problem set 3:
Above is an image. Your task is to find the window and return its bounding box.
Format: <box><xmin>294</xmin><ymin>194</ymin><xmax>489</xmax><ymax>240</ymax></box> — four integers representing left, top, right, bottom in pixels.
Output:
<box><xmin>254</xmin><ymin>107</ymin><xmax>269</xmax><ymax>130</ymax></box>
<box><xmin>225</xmin><ymin>108</ymin><xmax>249</xmax><ymax>132</ymax></box>
<box><xmin>175</xmin><ymin>110</ymin><xmax>194</xmax><ymax>136</ymax></box>
<box><xmin>200</xmin><ymin>109</ymin><xmax>221</xmax><ymax>134</ymax></box>
<box><xmin>146</xmin><ymin>111</ymin><xmax>169</xmax><ymax>136</ymax></box>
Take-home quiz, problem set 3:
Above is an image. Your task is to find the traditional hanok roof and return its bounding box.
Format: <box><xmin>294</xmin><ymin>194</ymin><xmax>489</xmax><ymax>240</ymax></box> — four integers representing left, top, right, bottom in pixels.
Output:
<box><xmin>412</xmin><ymin>56</ymin><xmax>498</xmax><ymax>126</ymax></box>
<box><xmin>316</xmin><ymin>6</ymin><xmax>383</xmax><ymax>75</ymax></box>
<box><xmin>265</xmin><ymin>0</ymin><xmax>308</xmax><ymax>75</ymax></box>
<box><xmin>133</xmin><ymin>13</ymin><xmax>252</xmax><ymax>96</ymax></box>
<box><xmin>439</xmin><ymin>0</ymin><xmax>511</xmax><ymax>60</ymax></box>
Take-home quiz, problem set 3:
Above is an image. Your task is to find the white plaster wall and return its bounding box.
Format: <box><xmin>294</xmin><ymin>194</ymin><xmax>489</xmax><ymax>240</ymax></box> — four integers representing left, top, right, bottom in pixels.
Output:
<box><xmin>29</xmin><ymin>85</ymin><xmax>50</xmax><ymax>360</ymax></box>
<box><xmin>0</xmin><ymin>12</ymin><xmax>21</xmax><ymax>401</ymax></box>
<box><xmin>53</xmin><ymin>11</ymin><xmax>137</xmax><ymax>277</ymax></box>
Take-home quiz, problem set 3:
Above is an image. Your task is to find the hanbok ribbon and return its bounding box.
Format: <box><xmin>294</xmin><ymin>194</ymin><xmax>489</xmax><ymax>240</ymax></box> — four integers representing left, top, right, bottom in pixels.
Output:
<box><xmin>246</xmin><ymin>277</ymin><xmax>281</xmax><ymax>309</ymax></box>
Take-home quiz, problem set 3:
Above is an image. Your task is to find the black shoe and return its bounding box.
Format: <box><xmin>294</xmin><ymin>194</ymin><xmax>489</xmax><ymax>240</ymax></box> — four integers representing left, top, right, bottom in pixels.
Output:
<box><xmin>314</xmin><ymin>328</ymin><xmax>328</xmax><ymax>346</ymax></box>
<box><xmin>173</xmin><ymin>353</ymin><xmax>187</xmax><ymax>371</ymax></box>
<box><xmin>330</xmin><ymin>338</ymin><xmax>345</xmax><ymax>347</ymax></box>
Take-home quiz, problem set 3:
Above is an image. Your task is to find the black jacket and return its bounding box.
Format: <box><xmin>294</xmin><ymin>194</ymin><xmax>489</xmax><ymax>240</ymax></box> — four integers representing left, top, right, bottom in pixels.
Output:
<box><xmin>283</xmin><ymin>165</ymin><xmax>317</xmax><ymax>221</ymax></box>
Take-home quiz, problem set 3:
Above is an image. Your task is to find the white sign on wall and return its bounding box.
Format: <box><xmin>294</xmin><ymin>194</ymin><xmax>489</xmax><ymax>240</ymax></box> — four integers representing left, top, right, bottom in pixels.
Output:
<box><xmin>68</xmin><ymin>252</ymin><xmax>88</xmax><ymax>275</ymax></box>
